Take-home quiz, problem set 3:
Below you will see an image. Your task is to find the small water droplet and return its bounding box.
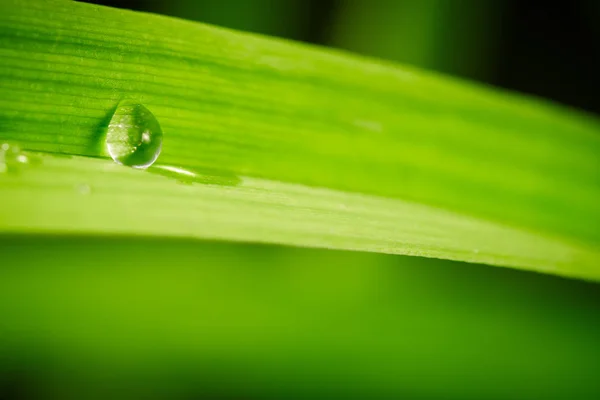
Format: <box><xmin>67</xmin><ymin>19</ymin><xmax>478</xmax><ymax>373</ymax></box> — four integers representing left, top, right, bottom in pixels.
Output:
<box><xmin>105</xmin><ymin>99</ymin><xmax>163</xmax><ymax>169</ymax></box>
<box><xmin>76</xmin><ymin>183</ymin><xmax>92</xmax><ymax>195</ymax></box>
<box><xmin>0</xmin><ymin>142</ymin><xmax>39</xmax><ymax>174</ymax></box>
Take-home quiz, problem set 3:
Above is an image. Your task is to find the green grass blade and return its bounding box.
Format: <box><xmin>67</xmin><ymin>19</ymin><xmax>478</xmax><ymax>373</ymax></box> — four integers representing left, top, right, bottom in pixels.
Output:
<box><xmin>1</xmin><ymin>152</ymin><xmax>598</xmax><ymax>279</ymax></box>
<box><xmin>0</xmin><ymin>0</ymin><xmax>599</xmax><ymax>279</ymax></box>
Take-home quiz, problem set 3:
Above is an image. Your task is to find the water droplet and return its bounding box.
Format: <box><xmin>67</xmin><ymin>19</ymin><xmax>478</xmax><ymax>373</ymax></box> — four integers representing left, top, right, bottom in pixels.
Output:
<box><xmin>148</xmin><ymin>165</ymin><xmax>241</xmax><ymax>186</ymax></box>
<box><xmin>0</xmin><ymin>142</ymin><xmax>39</xmax><ymax>174</ymax></box>
<box><xmin>105</xmin><ymin>99</ymin><xmax>163</xmax><ymax>169</ymax></box>
<box><xmin>75</xmin><ymin>183</ymin><xmax>92</xmax><ymax>195</ymax></box>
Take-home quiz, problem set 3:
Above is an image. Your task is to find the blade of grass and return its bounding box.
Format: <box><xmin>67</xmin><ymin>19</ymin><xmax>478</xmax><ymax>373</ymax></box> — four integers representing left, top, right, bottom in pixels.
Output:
<box><xmin>0</xmin><ymin>0</ymin><xmax>599</xmax><ymax>279</ymax></box>
<box><xmin>1</xmin><ymin>151</ymin><xmax>598</xmax><ymax>280</ymax></box>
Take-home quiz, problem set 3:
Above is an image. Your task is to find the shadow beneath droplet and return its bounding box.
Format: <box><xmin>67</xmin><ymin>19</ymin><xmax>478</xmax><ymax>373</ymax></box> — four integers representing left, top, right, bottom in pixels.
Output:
<box><xmin>85</xmin><ymin>98</ymin><xmax>122</xmax><ymax>157</ymax></box>
<box><xmin>39</xmin><ymin>151</ymin><xmax>73</xmax><ymax>159</ymax></box>
<box><xmin>148</xmin><ymin>165</ymin><xmax>241</xmax><ymax>187</ymax></box>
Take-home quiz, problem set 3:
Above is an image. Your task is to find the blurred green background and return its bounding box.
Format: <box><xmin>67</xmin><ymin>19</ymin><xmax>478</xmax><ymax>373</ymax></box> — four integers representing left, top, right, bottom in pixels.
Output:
<box><xmin>1</xmin><ymin>1</ymin><xmax>600</xmax><ymax>399</ymax></box>
<box><xmin>84</xmin><ymin>0</ymin><xmax>600</xmax><ymax>114</ymax></box>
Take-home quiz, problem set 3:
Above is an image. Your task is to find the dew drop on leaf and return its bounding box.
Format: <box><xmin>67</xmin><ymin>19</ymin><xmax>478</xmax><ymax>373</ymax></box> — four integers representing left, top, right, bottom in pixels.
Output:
<box><xmin>0</xmin><ymin>142</ymin><xmax>38</xmax><ymax>174</ymax></box>
<box><xmin>106</xmin><ymin>100</ymin><xmax>163</xmax><ymax>169</ymax></box>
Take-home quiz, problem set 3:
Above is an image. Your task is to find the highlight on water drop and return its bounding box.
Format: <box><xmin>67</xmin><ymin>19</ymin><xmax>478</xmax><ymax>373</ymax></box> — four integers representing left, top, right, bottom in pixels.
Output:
<box><xmin>105</xmin><ymin>99</ymin><xmax>163</xmax><ymax>169</ymax></box>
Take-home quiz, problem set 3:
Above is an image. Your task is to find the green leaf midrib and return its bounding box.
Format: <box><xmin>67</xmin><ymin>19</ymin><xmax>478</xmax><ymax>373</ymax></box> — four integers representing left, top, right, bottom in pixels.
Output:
<box><xmin>0</xmin><ymin>0</ymin><xmax>599</xmax><ymax>252</ymax></box>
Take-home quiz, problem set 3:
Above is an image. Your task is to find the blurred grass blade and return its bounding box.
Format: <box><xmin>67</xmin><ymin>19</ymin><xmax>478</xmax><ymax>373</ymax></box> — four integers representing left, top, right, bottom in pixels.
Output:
<box><xmin>328</xmin><ymin>0</ymin><xmax>500</xmax><ymax>80</ymax></box>
<box><xmin>0</xmin><ymin>0</ymin><xmax>599</xmax><ymax>279</ymax></box>
<box><xmin>1</xmin><ymin>238</ymin><xmax>599</xmax><ymax>399</ymax></box>
<box><xmin>155</xmin><ymin>0</ymin><xmax>305</xmax><ymax>39</ymax></box>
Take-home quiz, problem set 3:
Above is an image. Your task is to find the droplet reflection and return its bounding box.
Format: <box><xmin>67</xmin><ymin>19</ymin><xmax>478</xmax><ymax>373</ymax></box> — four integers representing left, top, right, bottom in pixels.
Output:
<box><xmin>105</xmin><ymin>99</ymin><xmax>163</xmax><ymax>169</ymax></box>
